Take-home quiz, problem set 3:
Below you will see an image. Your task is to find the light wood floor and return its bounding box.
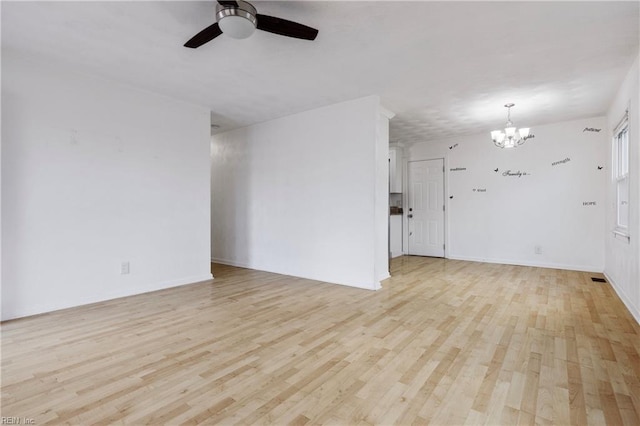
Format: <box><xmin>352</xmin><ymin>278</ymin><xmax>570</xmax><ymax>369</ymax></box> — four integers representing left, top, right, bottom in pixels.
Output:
<box><xmin>2</xmin><ymin>257</ymin><xmax>640</xmax><ymax>425</ymax></box>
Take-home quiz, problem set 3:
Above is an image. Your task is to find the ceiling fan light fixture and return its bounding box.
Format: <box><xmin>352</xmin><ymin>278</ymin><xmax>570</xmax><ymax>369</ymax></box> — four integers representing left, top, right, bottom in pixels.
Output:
<box><xmin>184</xmin><ymin>0</ymin><xmax>319</xmax><ymax>48</ymax></box>
<box><xmin>219</xmin><ymin>15</ymin><xmax>256</xmax><ymax>38</ymax></box>
<box><xmin>216</xmin><ymin>1</ymin><xmax>257</xmax><ymax>39</ymax></box>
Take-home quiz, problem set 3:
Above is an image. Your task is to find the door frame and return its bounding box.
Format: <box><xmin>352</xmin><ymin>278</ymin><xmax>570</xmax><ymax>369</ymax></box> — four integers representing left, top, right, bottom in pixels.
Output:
<box><xmin>403</xmin><ymin>157</ymin><xmax>448</xmax><ymax>258</ymax></box>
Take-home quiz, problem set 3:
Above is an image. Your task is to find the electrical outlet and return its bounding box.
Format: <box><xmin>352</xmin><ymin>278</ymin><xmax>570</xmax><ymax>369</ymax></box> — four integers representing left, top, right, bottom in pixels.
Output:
<box><xmin>534</xmin><ymin>246</ymin><xmax>542</xmax><ymax>255</ymax></box>
<box><xmin>121</xmin><ymin>261</ymin><xmax>130</xmax><ymax>275</ymax></box>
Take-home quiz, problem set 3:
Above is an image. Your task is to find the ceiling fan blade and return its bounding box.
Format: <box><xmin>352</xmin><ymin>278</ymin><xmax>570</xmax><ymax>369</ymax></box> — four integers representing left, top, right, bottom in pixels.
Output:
<box><xmin>256</xmin><ymin>14</ymin><xmax>318</xmax><ymax>40</ymax></box>
<box><xmin>217</xmin><ymin>1</ymin><xmax>239</xmax><ymax>7</ymax></box>
<box><xmin>184</xmin><ymin>23</ymin><xmax>223</xmax><ymax>48</ymax></box>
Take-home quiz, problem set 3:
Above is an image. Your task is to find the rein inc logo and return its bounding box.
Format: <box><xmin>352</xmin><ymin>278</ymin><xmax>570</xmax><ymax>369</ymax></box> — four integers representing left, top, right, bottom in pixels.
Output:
<box><xmin>1</xmin><ymin>418</ymin><xmax>35</xmax><ymax>425</ymax></box>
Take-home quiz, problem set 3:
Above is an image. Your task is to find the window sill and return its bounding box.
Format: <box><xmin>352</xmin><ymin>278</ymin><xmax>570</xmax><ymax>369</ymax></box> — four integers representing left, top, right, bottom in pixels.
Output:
<box><xmin>613</xmin><ymin>230</ymin><xmax>630</xmax><ymax>243</ymax></box>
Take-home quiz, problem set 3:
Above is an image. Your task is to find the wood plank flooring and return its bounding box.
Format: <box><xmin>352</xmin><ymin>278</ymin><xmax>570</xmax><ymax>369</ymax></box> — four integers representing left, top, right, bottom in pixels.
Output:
<box><xmin>2</xmin><ymin>256</ymin><xmax>640</xmax><ymax>425</ymax></box>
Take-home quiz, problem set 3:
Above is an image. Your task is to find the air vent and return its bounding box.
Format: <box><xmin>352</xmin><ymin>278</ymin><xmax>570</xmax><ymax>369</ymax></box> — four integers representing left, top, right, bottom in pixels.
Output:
<box><xmin>591</xmin><ymin>277</ymin><xmax>606</xmax><ymax>283</ymax></box>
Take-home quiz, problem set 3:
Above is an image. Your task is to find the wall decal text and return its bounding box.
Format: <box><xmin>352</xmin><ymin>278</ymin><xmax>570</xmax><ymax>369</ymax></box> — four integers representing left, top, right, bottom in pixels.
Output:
<box><xmin>450</xmin><ymin>167</ymin><xmax>467</xmax><ymax>171</ymax></box>
<box><xmin>583</xmin><ymin>201</ymin><xmax>597</xmax><ymax>206</ymax></box>
<box><xmin>494</xmin><ymin>168</ymin><xmax>499</xmax><ymax>173</ymax></box>
<box><xmin>502</xmin><ymin>170</ymin><xmax>530</xmax><ymax>177</ymax></box>
<box><xmin>449</xmin><ymin>195</ymin><xmax>454</xmax><ymax>199</ymax></box>
<box><xmin>472</xmin><ymin>188</ymin><xmax>487</xmax><ymax>192</ymax></box>
<box><xmin>583</xmin><ymin>127</ymin><xmax>601</xmax><ymax>132</ymax></box>
<box><xmin>449</xmin><ymin>143</ymin><xmax>459</xmax><ymax>150</ymax></box>
<box><xmin>551</xmin><ymin>157</ymin><xmax>571</xmax><ymax>166</ymax></box>
<box><xmin>597</xmin><ymin>166</ymin><xmax>603</xmax><ymax>170</ymax></box>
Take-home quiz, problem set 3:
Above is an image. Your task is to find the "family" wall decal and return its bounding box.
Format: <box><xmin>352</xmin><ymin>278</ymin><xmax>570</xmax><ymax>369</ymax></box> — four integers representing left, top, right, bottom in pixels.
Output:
<box><xmin>502</xmin><ymin>170</ymin><xmax>530</xmax><ymax>177</ymax></box>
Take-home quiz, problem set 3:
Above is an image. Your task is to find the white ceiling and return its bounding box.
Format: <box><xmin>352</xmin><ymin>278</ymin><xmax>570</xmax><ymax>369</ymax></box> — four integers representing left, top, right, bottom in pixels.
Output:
<box><xmin>2</xmin><ymin>1</ymin><xmax>638</xmax><ymax>144</ymax></box>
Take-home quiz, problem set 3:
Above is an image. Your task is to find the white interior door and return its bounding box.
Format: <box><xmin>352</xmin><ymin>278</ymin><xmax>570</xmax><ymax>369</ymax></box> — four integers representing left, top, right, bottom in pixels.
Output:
<box><xmin>408</xmin><ymin>159</ymin><xmax>444</xmax><ymax>257</ymax></box>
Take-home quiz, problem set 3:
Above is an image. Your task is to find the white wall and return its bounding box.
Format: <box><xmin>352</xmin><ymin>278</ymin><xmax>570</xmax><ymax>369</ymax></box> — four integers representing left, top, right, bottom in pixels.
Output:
<box><xmin>408</xmin><ymin>116</ymin><xmax>607</xmax><ymax>272</ymax></box>
<box><xmin>374</xmin><ymin>110</ymin><xmax>391</xmax><ymax>285</ymax></box>
<box><xmin>211</xmin><ymin>96</ymin><xmax>387</xmax><ymax>290</ymax></box>
<box><xmin>605</xmin><ymin>55</ymin><xmax>640</xmax><ymax>324</ymax></box>
<box><xmin>1</xmin><ymin>52</ymin><xmax>212</xmax><ymax>320</ymax></box>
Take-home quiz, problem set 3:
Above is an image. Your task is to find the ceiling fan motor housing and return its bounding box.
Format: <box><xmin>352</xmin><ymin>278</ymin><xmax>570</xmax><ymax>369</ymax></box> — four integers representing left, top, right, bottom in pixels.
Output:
<box><xmin>216</xmin><ymin>0</ymin><xmax>257</xmax><ymax>39</ymax></box>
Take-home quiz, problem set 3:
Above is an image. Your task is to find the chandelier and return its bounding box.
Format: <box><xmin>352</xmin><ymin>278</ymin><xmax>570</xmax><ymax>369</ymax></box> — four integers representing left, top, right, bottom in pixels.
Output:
<box><xmin>491</xmin><ymin>103</ymin><xmax>531</xmax><ymax>148</ymax></box>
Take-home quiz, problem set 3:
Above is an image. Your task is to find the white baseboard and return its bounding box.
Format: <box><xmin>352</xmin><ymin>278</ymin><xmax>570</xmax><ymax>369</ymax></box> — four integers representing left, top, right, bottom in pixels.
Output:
<box><xmin>154</xmin><ymin>274</ymin><xmax>214</xmax><ymax>289</ymax></box>
<box><xmin>2</xmin><ymin>273</ymin><xmax>214</xmax><ymax>321</ymax></box>
<box><xmin>447</xmin><ymin>254</ymin><xmax>603</xmax><ymax>273</ymax></box>
<box><xmin>604</xmin><ymin>272</ymin><xmax>640</xmax><ymax>326</ymax></box>
<box><xmin>376</xmin><ymin>273</ymin><xmax>390</xmax><ymax>290</ymax></box>
<box><xmin>211</xmin><ymin>258</ymin><xmax>380</xmax><ymax>291</ymax></box>
<box><xmin>211</xmin><ymin>257</ymin><xmax>251</xmax><ymax>269</ymax></box>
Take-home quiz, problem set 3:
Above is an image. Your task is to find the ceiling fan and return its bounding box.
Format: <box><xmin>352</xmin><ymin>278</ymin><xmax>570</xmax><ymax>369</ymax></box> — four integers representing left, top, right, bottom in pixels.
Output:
<box><xmin>184</xmin><ymin>0</ymin><xmax>318</xmax><ymax>48</ymax></box>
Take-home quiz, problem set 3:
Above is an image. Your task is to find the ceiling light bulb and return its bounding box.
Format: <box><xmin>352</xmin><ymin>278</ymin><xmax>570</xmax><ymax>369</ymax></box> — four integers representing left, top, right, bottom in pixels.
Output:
<box><xmin>219</xmin><ymin>15</ymin><xmax>256</xmax><ymax>39</ymax></box>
